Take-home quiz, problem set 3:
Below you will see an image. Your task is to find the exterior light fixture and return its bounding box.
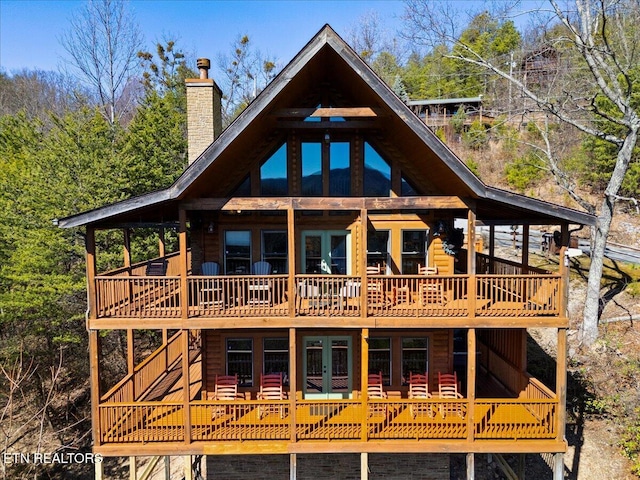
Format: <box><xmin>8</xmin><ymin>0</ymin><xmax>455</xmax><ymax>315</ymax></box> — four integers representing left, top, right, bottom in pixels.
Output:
<box><xmin>207</xmin><ymin>222</ymin><xmax>215</xmax><ymax>233</ymax></box>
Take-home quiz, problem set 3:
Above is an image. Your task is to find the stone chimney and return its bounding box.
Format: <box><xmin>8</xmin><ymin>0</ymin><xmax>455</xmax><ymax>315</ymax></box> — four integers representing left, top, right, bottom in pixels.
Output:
<box><xmin>186</xmin><ymin>58</ymin><xmax>223</xmax><ymax>164</ymax></box>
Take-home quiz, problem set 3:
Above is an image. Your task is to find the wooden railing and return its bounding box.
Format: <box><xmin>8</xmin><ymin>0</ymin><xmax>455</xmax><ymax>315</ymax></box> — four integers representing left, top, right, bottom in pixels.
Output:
<box><xmin>134</xmin><ymin>331</ymin><xmax>182</xmax><ymax>400</ymax></box>
<box><xmin>188</xmin><ymin>275</ymin><xmax>289</xmax><ymax>317</ymax></box>
<box><xmin>98</xmin><ymin>395</ymin><xmax>557</xmax><ymax>445</ymax></box>
<box><xmin>99</xmin><ymin>331</ymin><xmax>182</xmax><ymax>403</ymax></box>
<box><xmin>92</xmin><ymin>266</ymin><xmax>561</xmax><ymax>320</ymax></box>
<box><xmin>476</xmin><ymin>253</ymin><xmax>550</xmax><ymax>275</ymax></box>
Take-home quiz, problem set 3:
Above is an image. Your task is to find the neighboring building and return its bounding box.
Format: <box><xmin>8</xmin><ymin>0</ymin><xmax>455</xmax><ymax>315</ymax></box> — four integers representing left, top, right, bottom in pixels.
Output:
<box><xmin>59</xmin><ymin>26</ymin><xmax>594</xmax><ymax>480</ymax></box>
<box><xmin>407</xmin><ymin>96</ymin><xmax>484</xmax><ymax>128</ymax></box>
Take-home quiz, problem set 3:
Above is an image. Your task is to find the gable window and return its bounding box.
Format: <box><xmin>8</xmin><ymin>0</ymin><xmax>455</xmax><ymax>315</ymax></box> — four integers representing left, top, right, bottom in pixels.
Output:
<box><xmin>225</xmin><ymin>231</ymin><xmax>251</xmax><ymax>274</ymax></box>
<box><xmin>330</xmin><ymin>142</ymin><xmax>350</xmax><ymax>196</ymax></box>
<box><xmin>262</xmin><ymin>230</ymin><xmax>287</xmax><ymax>273</ymax></box>
<box><xmin>402</xmin><ymin>230</ymin><xmax>428</xmax><ymax>274</ymax></box>
<box><xmin>364</xmin><ymin>142</ymin><xmax>391</xmax><ymax>196</ymax></box>
<box><xmin>401</xmin><ymin>173</ymin><xmax>418</xmax><ymax>196</ymax></box>
<box><xmin>301</xmin><ymin>142</ymin><xmax>322</xmax><ymax>196</ymax></box>
<box><xmin>261</xmin><ymin>143</ymin><xmax>288</xmax><ymax>196</ymax></box>
<box><xmin>227</xmin><ymin>338</ymin><xmax>253</xmax><ymax>387</ymax></box>
<box><xmin>402</xmin><ymin>337</ymin><xmax>429</xmax><ymax>385</ymax></box>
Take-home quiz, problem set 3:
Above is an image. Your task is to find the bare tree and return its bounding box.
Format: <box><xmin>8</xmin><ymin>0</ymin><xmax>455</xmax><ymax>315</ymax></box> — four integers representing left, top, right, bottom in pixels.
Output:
<box><xmin>60</xmin><ymin>0</ymin><xmax>143</xmax><ymax>124</ymax></box>
<box><xmin>403</xmin><ymin>0</ymin><xmax>640</xmax><ymax>346</ymax></box>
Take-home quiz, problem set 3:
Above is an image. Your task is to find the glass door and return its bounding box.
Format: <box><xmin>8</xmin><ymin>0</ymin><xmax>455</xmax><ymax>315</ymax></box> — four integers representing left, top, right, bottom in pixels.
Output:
<box><xmin>303</xmin><ymin>336</ymin><xmax>352</xmax><ymax>399</ymax></box>
<box><xmin>301</xmin><ymin>230</ymin><xmax>350</xmax><ymax>274</ymax></box>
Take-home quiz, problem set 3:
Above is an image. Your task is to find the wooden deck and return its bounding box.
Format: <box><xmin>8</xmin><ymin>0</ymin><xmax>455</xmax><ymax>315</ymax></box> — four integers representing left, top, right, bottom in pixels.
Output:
<box><xmin>93</xmin><ymin>273</ymin><xmax>561</xmax><ymax>321</ymax></box>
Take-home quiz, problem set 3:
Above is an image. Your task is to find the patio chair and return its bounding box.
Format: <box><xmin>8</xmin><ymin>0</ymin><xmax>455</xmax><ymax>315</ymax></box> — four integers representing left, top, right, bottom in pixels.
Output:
<box><xmin>199</xmin><ymin>262</ymin><xmax>223</xmax><ymax>307</ymax></box>
<box><xmin>297</xmin><ymin>279</ymin><xmax>321</xmax><ymax>311</ymax></box>
<box><xmin>248</xmin><ymin>261</ymin><xmax>272</xmax><ymax>306</ymax></box>
<box><xmin>438</xmin><ymin>371</ymin><xmax>464</xmax><ymax>418</ymax></box>
<box><xmin>366</xmin><ymin>264</ymin><xmax>387</xmax><ymax>307</ymax></box>
<box><xmin>339</xmin><ymin>280</ymin><xmax>361</xmax><ymax>312</ymax></box>
<box><xmin>408</xmin><ymin>372</ymin><xmax>434</xmax><ymax>418</ymax></box>
<box><xmin>212</xmin><ymin>374</ymin><xmax>239</xmax><ymax>419</ymax></box>
<box><xmin>367</xmin><ymin>371</ymin><xmax>388</xmax><ymax>417</ymax></box>
<box><xmin>418</xmin><ymin>264</ymin><xmax>445</xmax><ymax>305</ymax></box>
<box><xmin>257</xmin><ymin>372</ymin><xmax>286</xmax><ymax>419</ymax></box>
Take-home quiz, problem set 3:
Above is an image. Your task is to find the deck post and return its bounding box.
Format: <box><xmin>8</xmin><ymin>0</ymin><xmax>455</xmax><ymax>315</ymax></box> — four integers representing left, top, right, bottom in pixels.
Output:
<box><xmin>361</xmin><ymin>328</ymin><xmax>369</xmax><ymax>442</ymax></box>
<box><xmin>164</xmin><ymin>456</ymin><xmax>170</xmax><ymax>480</ymax></box>
<box><xmin>95</xmin><ymin>456</ymin><xmax>104</xmax><ymax>480</ymax></box>
<box><xmin>488</xmin><ymin>225</ymin><xmax>495</xmax><ymax>273</ymax></box>
<box><xmin>466</xmin><ymin>328</ymin><xmax>476</xmax><ymax>443</ymax></box>
<box><xmin>467</xmin><ymin>207</ymin><xmax>477</xmax><ymax>318</ymax></box>
<box><xmin>129</xmin><ymin>456</ymin><xmax>137</xmax><ymax>480</ymax></box>
<box><xmin>182</xmin><ymin>329</ymin><xmax>192</xmax><ymax>444</ymax></box>
<box><xmin>86</xmin><ymin>227</ymin><xmax>97</xmax><ymax>322</ymax></box>
<box><xmin>127</xmin><ymin>329</ymin><xmax>135</xmax><ymax>400</ymax></box>
<box><xmin>521</xmin><ymin>224</ymin><xmax>530</xmax><ymax>271</ymax></box>
<box><xmin>556</xmin><ymin>328</ymin><xmax>567</xmax><ymax>444</ymax></box>
<box><xmin>361</xmin><ymin>452</ymin><xmax>368</xmax><ymax>480</ymax></box>
<box><xmin>290</xmin><ymin>453</ymin><xmax>297</xmax><ymax>480</ymax></box>
<box><xmin>184</xmin><ymin>455</ymin><xmax>193</xmax><ymax>480</ymax></box>
<box><xmin>179</xmin><ymin>209</ymin><xmax>189</xmax><ymax>320</ymax></box>
<box><xmin>553</xmin><ymin>452</ymin><xmax>564</xmax><ymax>480</ymax></box>
<box><xmin>360</xmin><ymin>208</ymin><xmax>368</xmax><ymax>315</ymax></box>
<box><xmin>287</xmin><ymin>206</ymin><xmax>296</xmax><ymax>318</ymax></box>
<box><xmin>289</xmin><ymin>328</ymin><xmax>297</xmax><ymax>443</ymax></box>
<box><xmin>123</xmin><ymin>228</ymin><xmax>131</xmax><ymax>270</ymax></box>
<box><xmin>89</xmin><ymin>330</ymin><xmax>102</xmax><ymax>447</ymax></box>
<box><xmin>466</xmin><ymin>452</ymin><xmax>475</xmax><ymax>480</ymax></box>
<box><xmin>159</xmin><ymin>227</ymin><xmax>166</xmax><ymax>258</ymax></box>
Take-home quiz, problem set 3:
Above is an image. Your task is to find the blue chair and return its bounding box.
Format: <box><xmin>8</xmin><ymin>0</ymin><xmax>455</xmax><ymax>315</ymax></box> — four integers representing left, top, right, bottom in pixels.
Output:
<box><xmin>201</xmin><ymin>262</ymin><xmax>220</xmax><ymax>276</ymax></box>
<box><xmin>251</xmin><ymin>261</ymin><xmax>272</xmax><ymax>275</ymax></box>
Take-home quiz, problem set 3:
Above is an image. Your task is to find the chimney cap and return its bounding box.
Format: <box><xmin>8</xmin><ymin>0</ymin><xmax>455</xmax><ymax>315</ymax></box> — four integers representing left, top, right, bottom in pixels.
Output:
<box><xmin>197</xmin><ymin>58</ymin><xmax>211</xmax><ymax>79</ymax></box>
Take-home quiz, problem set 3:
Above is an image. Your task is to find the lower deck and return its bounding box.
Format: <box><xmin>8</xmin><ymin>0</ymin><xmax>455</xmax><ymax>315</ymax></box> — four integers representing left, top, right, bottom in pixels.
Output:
<box><xmin>94</xmin><ymin>329</ymin><xmax>566</xmax><ymax>457</ymax></box>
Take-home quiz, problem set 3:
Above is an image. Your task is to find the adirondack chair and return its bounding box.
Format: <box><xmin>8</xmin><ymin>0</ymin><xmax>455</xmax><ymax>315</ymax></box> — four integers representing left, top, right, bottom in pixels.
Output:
<box><xmin>248</xmin><ymin>261</ymin><xmax>272</xmax><ymax>306</ymax></box>
<box><xmin>200</xmin><ymin>262</ymin><xmax>223</xmax><ymax>307</ymax></box>
<box><xmin>212</xmin><ymin>374</ymin><xmax>239</xmax><ymax>419</ymax></box>
<box><xmin>367</xmin><ymin>371</ymin><xmax>388</xmax><ymax>417</ymax></box>
<box><xmin>438</xmin><ymin>371</ymin><xmax>464</xmax><ymax>418</ymax></box>
<box><xmin>408</xmin><ymin>372</ymin><xmax>434</xmax><ymax>418</ymax></box>
<box><xmin>257</xmin><ymin>372</ymin><xmax>286</xmax><ymax>418</ymax></box>
<box><xmin>418</xmin><ymin>264</ymin><xmax>445</xmax><ymax>305</ymax></box>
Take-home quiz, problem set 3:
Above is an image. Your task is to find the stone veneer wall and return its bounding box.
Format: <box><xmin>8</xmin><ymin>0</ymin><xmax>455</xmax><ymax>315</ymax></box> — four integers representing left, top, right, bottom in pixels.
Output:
<box><xmin>186</xmin><ymin>79</ymin><xmax>222</xmax><ymax>164</ymax></box>
<box><xmin>206</xmin><ymin>453</ymin><xmax>449</xmax><ymax>479</ymax></box>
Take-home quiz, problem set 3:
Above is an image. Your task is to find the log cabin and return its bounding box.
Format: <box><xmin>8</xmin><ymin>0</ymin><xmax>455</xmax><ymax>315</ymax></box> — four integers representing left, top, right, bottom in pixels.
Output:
<box><xmin>59</xmin><ymin>25</ymin><xmax>595</xmax><ymax>480</ymax></box>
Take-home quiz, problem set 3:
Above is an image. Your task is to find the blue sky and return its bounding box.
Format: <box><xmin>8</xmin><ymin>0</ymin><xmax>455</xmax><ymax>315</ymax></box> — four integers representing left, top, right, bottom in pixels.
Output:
<box><xmin>0</xmin><ymin>0</ymin><xmax>406</xmax><ymax>75</ymax></box>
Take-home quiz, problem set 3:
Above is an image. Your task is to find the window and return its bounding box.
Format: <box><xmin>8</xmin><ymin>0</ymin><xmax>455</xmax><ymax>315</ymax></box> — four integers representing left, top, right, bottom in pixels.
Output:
<box><xmin>402</xmin><ymin>337</ymin><xmax>429</xmax><ymax>385</ymax></box>
<box><xmin>224</xmin><ymin>231</ymin><xmax>251</xmax><ymax>274</ymax></box>
<box><xmin>330</xmin><ymin>234</ymin><xmax>347</xmax><ymax>275</ymax></box>
<box><xmin>402</xmin><ymin>230</ymin><xmax>428</xmax><ymax>274</ymax></box>
<box><xmin>329</xmin><ymin>142</ymin><xmax>350</xmax><ymax>196</ymax></box>
<box><xmin>302</xmin><ymin>142</ymin><xmax>322</xmax><ymax>196</ymax></box>
<box><xmin>263</xmin><ymin>338</ymin><xmax>289</xmax><ymax>384</ymax></box>
<box><xmin>369</xmin><ymin>338</ymin><xmax>391</xmax><ymax>385</ymax></box>
<box><xmin>364</xmin><ymin>142</ymin><xmax>391</xmax><ymax>196</ymax></box>
<box><xmin>262</xmin><ymin>231</ymin><xmax>287</xmax><ymax>273</ymax></box>
<box><xmin>227</xmin><ymin>338</ymin><xmax>253</xmax><ymax>387</ymax></box>
<box><xmin>401</xmin><ymin>173</ymin><xmax>418</xmax><ymax>196</ymax></box>
<box><xmin>261</xmin><ymin>144</ymin><xmax>288</xmax><ymax>196</ymax></box>
<box><xmin>367</xmin><ymin>230</ymin><xmax>390</xmax><ymax>272</ymax></box>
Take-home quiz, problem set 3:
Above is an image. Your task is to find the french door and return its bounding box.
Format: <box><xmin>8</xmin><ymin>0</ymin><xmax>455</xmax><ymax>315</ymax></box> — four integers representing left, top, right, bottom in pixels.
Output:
<box><xmin>301</xmin><ymin>230</ymin><xmax>350</xmax><ymax>274</ymax></box>
<box><xmin>303</xmin><ymin>336</ymin><xmax>352</xmax><ymax>399</ymax></box>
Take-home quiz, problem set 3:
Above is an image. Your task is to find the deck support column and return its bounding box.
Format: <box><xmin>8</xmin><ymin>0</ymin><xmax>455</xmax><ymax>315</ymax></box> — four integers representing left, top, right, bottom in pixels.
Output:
<box><xmin>553</xmin><ymin>453</ymin><xmax>564</xmax><ymax>480</ymax></box>
<box><xmin>89</xmin><ymin>330</ymin><xmax>101</xmax><ymax>448</ymax></box>
<box><xmin>159</xmin><ymin>227</ymin><xmax>166</xmax><ymax>258</ymax></box>
<box><xmin>488</xmin><ymin>225</ymin><xmax>495</xmax><ymax>272</ymax></box>
<box><xmin>127</xmin><ymin>329</ymin><xmax>135</xmax><ymax>400</ymax></box>
<box><xmin>184</xmin><ymin>455</ymin><xmax>193</xmax><ymax>480</ymax></box>
<box><xmin>521</xmin><ymin>224</ymin><xmax>530</xmax><ymax>270</ymax></box>
<box><xmin>467</xmin><ymin>207</ymin><xmax>477</xmax><ymax>319</ymax></box>
<box><xmin>287</xmin><ymin>207</ymin><xmax>296</xmax><ymax>318</ymax></box>
<box><xmin>129</xmin><ymin>456</ymin><xmax>137</xmax><ymax>480</ymax></box>
<box><xmin>466</xmin><ymin>328</ymin><xmax>476</xmax><ymax>443</ymax></box>
<box><xmin>164</xmin><ymin>456</ymin><xmax>170</xmax><ymax>480</ymax></box>
<box><xmin>466</xmin><ymin>452</ymin><xmax>475</xmax><ymax>480</ymax></box>
<box><xmin>123</xmin><ymin>228</ymin><xmax>131</xmax><ymax>270</ymax></box>
<box><xmin>290</xmin><ymin>453</ymin><xmax>297</xmax><ymax>480</ymax></box>
<box><xmin>361</xmin><ymin>328</ymin><xmax>369</xmax><ymax>442</ymax></box>
<box><xmin>182</xmin><ymin>329</ymin><xmax>192</xmax><ymax>445</ymax></box>
<box><xmin>360</xmin><ymin>208</ymin><xmax>368</xmax><ymax>314</ymax></box>
<box><xmin>95</xmin><ymin>457</ymin><xmax>104</xmax><ymax>480</ymax></box>
<box><xmin>179</xmin><ymin>209</ymin><xmax>189</xmax><ymax>320</ymax></box>
<box><xmin>289</xmin><ymin>328</ymin><xmax>297</xmax><ymax>443</ymax></box>
<box><xmin>361</xmin><ymin>452</ymin><xmax>368</xmax><ymax>480</ymax></box>
<box><xmin>556</xmin><ymin>327</ymin><xmax>567</xmax><ymax>443</ymax></box>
